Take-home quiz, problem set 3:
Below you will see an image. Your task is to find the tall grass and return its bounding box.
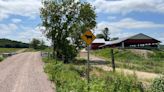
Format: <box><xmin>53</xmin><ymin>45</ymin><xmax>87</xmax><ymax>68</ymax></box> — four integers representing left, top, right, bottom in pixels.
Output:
<box><xmin>43</xmin><ymin>58</ymin><xmax>147</xmax><ymax>92</ymax></box>
<box><xmin>92</xmin><ymin>48</ymin><xmax>164</xmax><ymax>73</ymax></box>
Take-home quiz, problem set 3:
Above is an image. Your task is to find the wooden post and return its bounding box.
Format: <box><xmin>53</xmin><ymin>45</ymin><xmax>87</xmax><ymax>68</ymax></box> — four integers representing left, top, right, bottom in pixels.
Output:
<box><xmin>111</xmin><ymin>49</ymin><xmax>115</xmax><ymax>72</ymax></box>
<box><xmin>87</xmin><ymin>45</ymin><xmax>90</xmax><ymax>91</ymax></box>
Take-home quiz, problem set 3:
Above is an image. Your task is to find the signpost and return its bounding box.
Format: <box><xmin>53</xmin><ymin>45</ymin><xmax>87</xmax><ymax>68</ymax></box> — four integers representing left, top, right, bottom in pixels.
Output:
<box><xmin>81</xmin><ymin>30</ymin><xmax>96</xmax><ymax>91</ymax></box>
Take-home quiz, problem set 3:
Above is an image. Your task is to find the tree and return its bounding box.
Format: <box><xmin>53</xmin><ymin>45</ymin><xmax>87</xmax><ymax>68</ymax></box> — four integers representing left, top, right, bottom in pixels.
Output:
<box><xmin>40</xmin><ymin>40</ymin><xmax>47</xmax><ymax>50</ymax></box>
<box><xmin>102</xmin><ymin>27</ymin><xmax>110</xmax><ymax>41</ymax></box>
<box><xmin>40</xmin><ymin>0</ymin><xmax>96</xmax><ymax>63</ymax></box>
<box><xmin>30</xmin><ymin>39</ymin><xmax>40</xmax><ymax>49</ymax></box>
<box><xmin>96</xmin><ymin>34</ymin><xmax>104</xmax><ymax>38</ymax></box>
<box><xmin>96</xmin><ymin>27</ymin><xmax>110</xmax><ymax>41</ymax></box>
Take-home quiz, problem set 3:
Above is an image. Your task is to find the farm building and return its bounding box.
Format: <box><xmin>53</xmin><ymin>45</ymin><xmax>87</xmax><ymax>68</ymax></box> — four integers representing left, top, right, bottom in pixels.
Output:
<box><xmin>91</xmin><ymin>39</ymin><xmax>105</xmax><ymax>50</ymax></box>
<box><xmin>91</xmin><ymin>33</ymin><xmax>161</xmax><ymax>50</ymax></box>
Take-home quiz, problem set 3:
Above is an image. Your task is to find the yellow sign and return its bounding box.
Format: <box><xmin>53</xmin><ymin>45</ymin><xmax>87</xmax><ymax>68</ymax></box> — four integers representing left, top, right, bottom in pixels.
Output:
<box><xmin>81</xmin><ymin>30</ymin><xmax>96</xmax><ymax>45</ymax></box>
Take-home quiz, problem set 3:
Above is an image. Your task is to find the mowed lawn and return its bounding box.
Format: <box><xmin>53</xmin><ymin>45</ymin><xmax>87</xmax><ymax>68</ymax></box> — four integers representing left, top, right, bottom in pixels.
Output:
<box><xmin>0</xmin><ymin>48</ymin><xmax>22</xmax><ymax>54</ymax></box>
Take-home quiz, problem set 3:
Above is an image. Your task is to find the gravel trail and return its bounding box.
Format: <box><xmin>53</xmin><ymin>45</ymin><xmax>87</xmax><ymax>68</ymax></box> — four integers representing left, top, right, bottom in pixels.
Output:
<box><xmin>0</xmin><ymin>52</ymin><xmax>54</xmax><ymax>92</ymax></box>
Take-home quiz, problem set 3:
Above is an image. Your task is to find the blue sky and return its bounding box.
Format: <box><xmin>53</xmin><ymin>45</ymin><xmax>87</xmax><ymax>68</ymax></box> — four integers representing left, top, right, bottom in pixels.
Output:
<box><xmin>0</xmin><ymin>0</ymin><xmax>164</xmax><ymax>45</ymax></box>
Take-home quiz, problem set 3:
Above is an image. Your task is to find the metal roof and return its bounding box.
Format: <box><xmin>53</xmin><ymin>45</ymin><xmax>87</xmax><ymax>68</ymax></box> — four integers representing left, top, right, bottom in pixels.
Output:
<box><xmin>92</xmin><ymin>39</ymin><xmax>105</xmax><ymax>43</ymax></box>
<box><xmin>99</xmin><ymin>33</ymin><xmax>161</xmax><ymax>47</ymax></box>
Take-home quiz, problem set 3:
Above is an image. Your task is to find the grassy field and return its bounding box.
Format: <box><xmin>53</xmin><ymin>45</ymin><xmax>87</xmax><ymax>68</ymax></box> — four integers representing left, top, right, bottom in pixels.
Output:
<box><xmin>43</xmin><ymin>57</ymin><xmax>164</xmax><ymax>92</ymax></box>
<box><xmin>0</xmin><ymin>48</ymin><xmax>23</xmax><ymax>54</ymax></box>
<box><xmin>92</xmin><ymin>48</ymin><xmax>164</xmax><ymax>74</ymax></box>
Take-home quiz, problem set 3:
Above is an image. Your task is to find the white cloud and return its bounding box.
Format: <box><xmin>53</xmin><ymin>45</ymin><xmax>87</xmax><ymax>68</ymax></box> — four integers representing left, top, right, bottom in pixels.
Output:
<box><xmin>97</xmin><ymin>18</ymin><xmax>164</xmax><ymax>33</ymax></box>
<box><xmin>17</xmin><ymin>26</ymin><xmax>51</xmax><ymax>45</ymax></box>
<box><xmin>89</xmin><ymin>0</ymin><xmax>164</xmax><ymax>14</ymax></box>
<box><xmin>11</xmin><ymin>18</ymin><xmax>22</xmax><ymax>23</ymax></box>
<box><xmin>107</xmin><ymin>16</ymin><xmax>117</xmax><ymax>20</ymax></box>
<box><xmin>0</xmin><ymin>23</ymin><xmax>18</xmax><ymax>36</ymax></box>
<box><xmin>0</xmin><ymin>0</ymin><xmax>42</xmax><ymax>21</ymax></box>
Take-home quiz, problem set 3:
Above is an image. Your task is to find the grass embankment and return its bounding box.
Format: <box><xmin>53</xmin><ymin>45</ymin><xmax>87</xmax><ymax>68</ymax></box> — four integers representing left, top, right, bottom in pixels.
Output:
<box><xmin>92</xmin><ymin>48</ymin><xmax>164</xmax><ymax>74</ymax></box>
<box><xmin>43</xmin><ymin>58</ymin><xmax>153</xmax><ymax>92</ymax></box>
<box><xmin>0</xmin><ymin>48</ymin><xmax>22</xmax><ymax>54</ymax></box>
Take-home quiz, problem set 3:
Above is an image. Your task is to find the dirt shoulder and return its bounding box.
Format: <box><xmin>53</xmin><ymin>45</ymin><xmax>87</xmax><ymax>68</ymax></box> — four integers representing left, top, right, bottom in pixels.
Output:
<box><xmin>0</xmin><ymin>52</ymin><xmax>55</xmax><ymax>92</ymax></box>
<box><xmin>80</xmin><ymin>51</ymin><xmax>161</xmax><ymax>80</ymax></box>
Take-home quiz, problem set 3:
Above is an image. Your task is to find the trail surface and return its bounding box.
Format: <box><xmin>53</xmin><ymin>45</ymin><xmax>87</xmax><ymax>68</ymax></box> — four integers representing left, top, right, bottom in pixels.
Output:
<box><xmin>0</xmin><ymin>52</ymin><xmax>54</xmax><ymax>92</ymax></box>
<box><xmin>80</xmin><ymin>51</ymin><xmax>160</xmax><ymax>80</ymax></box>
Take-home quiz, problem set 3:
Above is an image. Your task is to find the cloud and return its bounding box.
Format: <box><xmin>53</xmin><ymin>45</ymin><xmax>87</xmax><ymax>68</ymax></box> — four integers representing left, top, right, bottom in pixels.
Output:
<box><xmin>0</xmin><ymin>0</ymin><xmax>42</xmax><ymax>21</ymax></box>
<box><xmin>0</xmin><ymin>23</ymin><xmax>18</xmax><ymax>36</ymax></box>
<box><xmin>97</xmin><ymin>18</ymin><xmax>164</xmax><ymax>33</ymax></box>
<box><xmin>11</xmin><ymin>18</ymin><xmax>22</xmax><ymax>23</ymax></box>
<box><xmin>17</xmin><ymin>26</ymin><xmax>51</xmax><ymax>45</ymax></box>
<box><xmin>89</xmin><ymin>0</ymin><xmax>164</xmax><ymax>14</ymax></box>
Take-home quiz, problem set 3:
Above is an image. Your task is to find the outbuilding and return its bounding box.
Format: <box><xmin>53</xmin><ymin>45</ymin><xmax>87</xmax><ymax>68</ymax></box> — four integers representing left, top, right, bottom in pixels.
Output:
<box><xmin>91</xmin><ymin>39</ymin><xmax>105</xmax><ymax>50</ymax></box>
<box><xmin>99</xmin><ymin>33</ymin><xmax>161</xmax><ymax>49</ymax></box>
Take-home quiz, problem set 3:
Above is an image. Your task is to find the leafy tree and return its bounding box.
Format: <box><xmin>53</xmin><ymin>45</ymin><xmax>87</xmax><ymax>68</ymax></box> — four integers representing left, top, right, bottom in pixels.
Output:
<box><xmin>96</xmin><ymin>27</ymin><xmax>110</xmax><ymax>41</ymax></box>
<box><xmin>111</xmin><ymin>37</ymin><xmax>119</xmax><ymax>41</ymax></box>
<box><xmin>30</xmin><ymin>39</ymin><xmax>41</xmax><ymax>49</ymax></box>
<box><xmin>40</xmin><ymin>0</ymin><xmax>96</xmax><ymax>63</ymax></box>
<box><xmin>40</xmin><ymin>40</ymin><xmax>47</xmax><ymax>50</ymax></box>
<box><xmin>96</xmin><ymin>34</ymin><xmax>104</xmax><ymax>39</ymax></box>
<box><xmin>102</xmin><ymin>27</ymin><xmax>110</xmax><ymax>41</ymax></box>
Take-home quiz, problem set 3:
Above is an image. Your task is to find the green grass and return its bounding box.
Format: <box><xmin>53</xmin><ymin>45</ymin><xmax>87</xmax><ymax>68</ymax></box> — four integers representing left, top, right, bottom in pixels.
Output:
<box><xmin>43</xmin><ymin>57</ymin><xmax>149</xmax><ymax>92</ymax></box>
<box><xmin>92</xmin><ymin>48</ymin><xmax>164</xmax><ymax>74</ymax></box>
<box><xmin>0</xmin><ymin>57</ymin><xmax>3</xmax><ymax>62</ymax></box>
<box><xmin>0</xmin><ymin>48</ymin><xmax>22</xmax><ymax>54</ymax></box>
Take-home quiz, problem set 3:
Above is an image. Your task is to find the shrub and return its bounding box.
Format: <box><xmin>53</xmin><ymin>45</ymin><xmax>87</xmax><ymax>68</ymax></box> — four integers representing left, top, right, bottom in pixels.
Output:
<box><xmin>0</xmin><ymin>57</ymin><xmax>3</xmax><ymax>62</ymax></box>
<box><xmin>151</xmin><ymin>76</ymin><xmax>164</xmax><ymax>92</ymax></box>
<box><xmin>44</xmin><ymin>61</ymin><xmax>87</xmax><ymax>92</ymax></box>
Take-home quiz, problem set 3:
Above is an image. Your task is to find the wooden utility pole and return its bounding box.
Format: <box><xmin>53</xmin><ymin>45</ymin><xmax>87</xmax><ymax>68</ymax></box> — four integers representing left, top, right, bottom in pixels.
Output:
<box><xmin>111</xmin><ymin>49</ymin><xmax>115</xmax><ymax>72</ymax></box>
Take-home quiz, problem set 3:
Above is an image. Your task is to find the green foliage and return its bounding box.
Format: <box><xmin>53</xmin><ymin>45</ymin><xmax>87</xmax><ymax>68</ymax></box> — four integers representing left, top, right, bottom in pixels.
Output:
<box><xmin>40</xmin><ymin>0</ymin><xmax>96</xmax><ymax>62</ymax></box>
<box><xmin>0</xmin><ymin>39</ymin><xmax>29</xmax><ymax>48</ymax></box>
<box><xmin>43</xmin><ymin>58</ymin><xmax>146</xmax><ymax>92</ymax></box>
<box><xmin>0</xmin><ymin>57</ymin><xmax>3</xmax><ymax>62</ymax></box>
<box><xmin>44</xmin><ymin>60</ymin><xmax>87</xmax><ymax>92</ymax></box>
<box><xmin>151</xmin><ymin>76</ymin><xmax>164</xmax><ymax>92</ymax></box>
<box><xmin>96</xmin><ymin>27</ymin><xmax>110</xmax><ymax>41</ymax></box>
<box><xmin>30</xmin><ymin>39</ymin><xmax>46</xmax><ymax>50</ymax></box>
<box><xmin>30</xmin><ymin>38</ymin><xmax>41</xmax><ymax>49</ymax></box>
<box><xmin>89</xmin><ymin>73</ymin><xmax>144</xmax><ymax>92</ymax></box>
<box><xmin>96</xmin><ymin>34</ymin><xmax>104</xmax><ymax>39</ymax></box>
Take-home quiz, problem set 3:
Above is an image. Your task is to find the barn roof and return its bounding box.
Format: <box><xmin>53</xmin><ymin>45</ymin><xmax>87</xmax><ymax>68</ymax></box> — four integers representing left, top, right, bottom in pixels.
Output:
<box><xmin>99</xmin><ymin>33</ymin><xmax>161</xmax><ymax>47</ymax></box>
<box><xmin>92</xmin><ymin>39</ymin><xmax>105</xmax><ymax>43</ymax></box>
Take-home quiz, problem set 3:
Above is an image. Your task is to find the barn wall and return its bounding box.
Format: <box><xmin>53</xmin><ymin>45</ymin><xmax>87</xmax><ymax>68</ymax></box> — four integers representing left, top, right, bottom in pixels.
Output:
<box><xmin>91</xmin><ymin>43</ymin><xmax>105</xmax><ymax>50</ymax></box>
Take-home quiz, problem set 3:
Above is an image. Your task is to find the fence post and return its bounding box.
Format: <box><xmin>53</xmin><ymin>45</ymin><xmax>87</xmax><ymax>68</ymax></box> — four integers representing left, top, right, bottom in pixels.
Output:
<box><xmin>111</xmin><ymin>49</ymin><xmax>115</xmax><ymax>72</ymax></box>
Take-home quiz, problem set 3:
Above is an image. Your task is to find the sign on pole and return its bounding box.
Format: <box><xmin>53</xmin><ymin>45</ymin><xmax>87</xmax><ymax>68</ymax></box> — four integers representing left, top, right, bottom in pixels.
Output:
<box><xmin>81</xmin><ymin>30</ymin><xmax>96</xmax><ymax>45</ymax></box>
<box><xmin>81</xmin><ymin>30</ymin><xmax>96</xmax><ymax>91</ymax></box>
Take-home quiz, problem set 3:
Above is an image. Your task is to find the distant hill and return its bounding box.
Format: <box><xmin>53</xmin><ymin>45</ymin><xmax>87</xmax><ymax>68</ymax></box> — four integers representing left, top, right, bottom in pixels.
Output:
<box><xmin>0</xmin><ymin>39</ymin><xmax>29</xmax><ymax>48</ymax></box>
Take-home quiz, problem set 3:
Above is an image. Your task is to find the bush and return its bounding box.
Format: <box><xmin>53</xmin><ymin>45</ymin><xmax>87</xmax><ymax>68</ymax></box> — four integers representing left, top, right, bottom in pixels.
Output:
<box><xmin>0</xmin><ymin>57</ymin><xmax>3</xmax><ymax>62</ymax></box>
<box><xmin>151</xmin><ymin>76</ymin><xmax>164</xmax><ymax>92</ymax></box>
<box><xmin>44</xmin><ymin>61</ymin><xmax>87</xmax><ymax>92</ymax></box>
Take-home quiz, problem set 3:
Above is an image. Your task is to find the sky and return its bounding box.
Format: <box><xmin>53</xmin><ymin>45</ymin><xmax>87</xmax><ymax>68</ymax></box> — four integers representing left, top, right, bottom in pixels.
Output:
<box><xmin>0</xmin><ymin>0</ymin><xmax>164</xmax><ymax>45</ymax></box>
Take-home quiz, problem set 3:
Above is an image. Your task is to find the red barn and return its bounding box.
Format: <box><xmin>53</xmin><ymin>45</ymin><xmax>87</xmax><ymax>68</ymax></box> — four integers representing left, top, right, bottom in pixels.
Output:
<box><xmin>99</xmin><ymin>33</ymin><xmax>161</xmax><ymax>49</ymax></box>
<box><xmin>91</xmin><ymin>39</ymin><xmax>105</xmax><ymax>50</ymax></box>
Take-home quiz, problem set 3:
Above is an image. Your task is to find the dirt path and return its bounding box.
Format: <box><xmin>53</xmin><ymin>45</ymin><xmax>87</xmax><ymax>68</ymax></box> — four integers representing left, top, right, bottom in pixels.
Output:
<box><xmin>80</xmin><ymin>51</ymin><xmax>160</xmax><ymax>80</ymax></box>
<box><xmin>16</xmin><ymin>49</ymin><xmax>27</xmax><ymax>53</ymax></box>
<box><xmin>0</xmin><ymin>52</ymin><xmax>55</xmax><ymax>92</ymax></box>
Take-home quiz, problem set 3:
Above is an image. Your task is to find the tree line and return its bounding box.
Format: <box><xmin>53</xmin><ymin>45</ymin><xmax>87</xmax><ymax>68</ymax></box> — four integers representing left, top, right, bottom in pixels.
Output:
<box><xmin>0</xmin><ymin>39</ymin><xmax>29</xmax><ymax>48</ymax></box>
